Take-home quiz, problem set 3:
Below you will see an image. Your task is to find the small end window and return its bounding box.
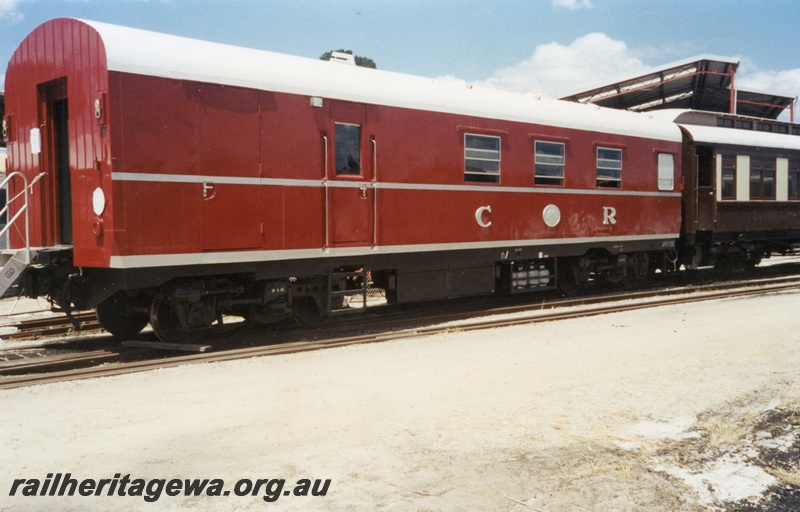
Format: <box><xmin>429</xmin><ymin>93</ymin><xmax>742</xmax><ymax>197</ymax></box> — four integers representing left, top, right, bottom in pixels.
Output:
<box><xmin>657</xmin><ymin>153</ymin><xmax>674</xmax><ymax>191</ymax></box>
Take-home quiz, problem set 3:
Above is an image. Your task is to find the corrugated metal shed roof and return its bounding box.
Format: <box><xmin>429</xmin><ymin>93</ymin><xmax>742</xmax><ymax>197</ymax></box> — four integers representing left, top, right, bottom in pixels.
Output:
<box><xmin>560</xmin><ymin>55</ymin><xmax>795</xmax><ymax>120</ymax></box>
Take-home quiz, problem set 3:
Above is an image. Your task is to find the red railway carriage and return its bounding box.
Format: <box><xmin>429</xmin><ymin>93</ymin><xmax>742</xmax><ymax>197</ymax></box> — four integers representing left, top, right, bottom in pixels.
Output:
<box><xmin>1</xmin><ymin>19</ymin><xmax>683</xmax><ymax>342</ymax></box>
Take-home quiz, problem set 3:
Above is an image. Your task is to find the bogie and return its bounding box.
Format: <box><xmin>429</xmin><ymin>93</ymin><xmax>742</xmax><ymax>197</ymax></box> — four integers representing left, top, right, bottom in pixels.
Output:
<box><xmin>149</xmin><ymin>293</ymin><xmax>212</xmax><ymax>344</ymax></box>
<box><xmin>95</xmin><ymin>291</ymin><xmax>150</xmax><ymax>340</ymax></box>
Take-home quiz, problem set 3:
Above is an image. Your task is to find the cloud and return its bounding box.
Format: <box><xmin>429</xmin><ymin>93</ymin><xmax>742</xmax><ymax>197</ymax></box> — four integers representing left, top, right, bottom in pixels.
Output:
<box><xmin>735</xmin><ymin>60</ymin><xmax>800</xmax><ymax>121</ymax></box>
<box><xmin>552</xmin><ymin>0</ymin><xmax>593</xmax><ymax>10</ymax></box>
<box><xmin>0</xmin><ymin>0</ymin><xmax>25</xmax><ymax>22</ymax></box>
<box><xmin>470</xmin><ymin>32</ymin><xmax>651</xmax><ymax>97</ymax></box>
<box><xmin>450</xmin><ymin>33</ymin><xmax>800</xmax><ymax>122</ymax></box>
<box><xmin>736</xmin><ymin>57</ymin><xmax>800</xmax><ymax>99</ymax></box>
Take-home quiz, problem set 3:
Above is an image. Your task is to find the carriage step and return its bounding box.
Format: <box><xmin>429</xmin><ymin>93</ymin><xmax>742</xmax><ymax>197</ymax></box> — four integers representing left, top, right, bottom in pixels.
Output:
<box><xmin>0</xmin><ymin>252</ymin><xmax>30</xmax><ymax>299</ymax></box>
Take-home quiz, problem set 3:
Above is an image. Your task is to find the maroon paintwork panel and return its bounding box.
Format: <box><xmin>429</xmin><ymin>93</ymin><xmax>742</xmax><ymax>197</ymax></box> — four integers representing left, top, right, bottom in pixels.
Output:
<box><xmin>107</xmin><ymin>70</ymin><xmax>681</xmax><ymax>256</ymax></box>
<box><xmin>716</xmin><ymin>202</ymin><xmax>800</xmax><ymax>233</ymax></box>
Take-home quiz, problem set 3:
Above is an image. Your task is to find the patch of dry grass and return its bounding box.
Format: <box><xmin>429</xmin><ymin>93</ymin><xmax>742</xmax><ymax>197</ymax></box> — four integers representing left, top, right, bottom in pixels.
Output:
<box><xmin>699</xmin><ymin>410</ymin><xmax>762</xmax><ymax>450</ymax></box>
<box><xmin>765</xmin><ymin>467</ymin><xmax>800</xmax><ymax>487</ymax></box>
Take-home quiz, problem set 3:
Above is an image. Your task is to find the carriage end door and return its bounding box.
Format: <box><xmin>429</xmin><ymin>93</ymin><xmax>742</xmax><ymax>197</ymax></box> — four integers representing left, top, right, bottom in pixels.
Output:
<box><xmin>38</xmin><ymin>78</ymin><xmax>72</xmax><ymax>246</ymax></box>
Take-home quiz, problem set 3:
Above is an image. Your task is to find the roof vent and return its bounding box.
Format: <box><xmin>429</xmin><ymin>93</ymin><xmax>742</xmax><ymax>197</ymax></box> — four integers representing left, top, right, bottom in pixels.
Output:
<box><xmin>329</xmin><ymin>51</ymin><xmax>356</xmax><ymax>66</ymax></box>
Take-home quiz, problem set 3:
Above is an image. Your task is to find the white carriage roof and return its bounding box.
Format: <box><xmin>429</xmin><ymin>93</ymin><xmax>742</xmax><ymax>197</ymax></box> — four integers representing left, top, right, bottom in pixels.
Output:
<box><xmin>77</xmin><ymin>19</ymin><xmax>681</xmax><ymax>143</ymax></box>
<box><xmin>648</xmin><ymin>109</ymin><xmax>800</xmax><ymax>151</ymax></box>
<box><xmin>684</xmin><ymin>124</ymin><xmax>800</xmax><ymax>150</ymax></box>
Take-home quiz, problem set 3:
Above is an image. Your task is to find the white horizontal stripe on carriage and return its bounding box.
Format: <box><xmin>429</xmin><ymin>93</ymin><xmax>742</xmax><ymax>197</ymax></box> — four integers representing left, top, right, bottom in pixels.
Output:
<box><xmin>108</xmin><ymin>234</ymin><xmax>679</xmax><ymax>269</ymax></box>
<box><xmin>111</xmin><ymin>172</ymin><xmax>682</xmax><ymax>198</ymax></box>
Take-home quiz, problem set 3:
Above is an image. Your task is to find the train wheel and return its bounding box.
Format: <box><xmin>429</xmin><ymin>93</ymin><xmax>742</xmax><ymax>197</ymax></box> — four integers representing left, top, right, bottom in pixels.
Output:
<box><xmin>293</xmin><ymin>296</ymin><xmax>328</xmax><ymax>327</ymax></box>
<box><xmin>556</xmin><ymin>261</ymin><xmax>580</xmax><ymax>296</ymax></box>
<box><xmin>716</xmin><ymin>252</ymin><xmax>746</xmax><ymax>275</ymax></box>
<box><xmin>149</xmin><ymin>294</ymin><xmax>208</xmax><ymax>344</ymax></box>
<box><xmin>96</xmin><ymin>291</ymin><xmax>150</xmax><ymax>340</ymax></box>
<box><xmin>620</xmin><ymin>267</ymin><xmax>638</xmax><ymax>289</ymax></box>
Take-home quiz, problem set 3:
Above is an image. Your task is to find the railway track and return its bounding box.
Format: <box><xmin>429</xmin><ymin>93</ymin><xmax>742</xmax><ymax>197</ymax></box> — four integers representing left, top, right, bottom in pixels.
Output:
<box><xmin>1</xmin><ymin>273</ymin><xmax>798</xmax><ymax>390</ymax></box>
<box><xmin>2</xmin><ymin>258</ymin><xmax>799</xmax><ymax>346</ymax></box>
<box><xmin>0</xmin><ymin>311</ymin><xmax>102</xmax><ymax>342</ymax></box>
<box><xmin>0</xmin><ymin>349</ymin><xmax>125</xmax><ymax>375</ymax></box>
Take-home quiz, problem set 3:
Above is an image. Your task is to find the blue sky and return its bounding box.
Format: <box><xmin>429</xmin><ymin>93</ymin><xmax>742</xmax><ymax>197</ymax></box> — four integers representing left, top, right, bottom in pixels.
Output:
<box><xmin>1</xmin><ymin>0</ymin><xmax>799</xmax><ymax>113</ymax></box>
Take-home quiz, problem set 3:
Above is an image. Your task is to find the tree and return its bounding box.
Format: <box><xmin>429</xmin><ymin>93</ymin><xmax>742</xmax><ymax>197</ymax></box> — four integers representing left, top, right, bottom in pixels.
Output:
<box><xmin>320</xmin><ymin>49</ymin><xmax>377</xmax><ymax>69</ymax></box>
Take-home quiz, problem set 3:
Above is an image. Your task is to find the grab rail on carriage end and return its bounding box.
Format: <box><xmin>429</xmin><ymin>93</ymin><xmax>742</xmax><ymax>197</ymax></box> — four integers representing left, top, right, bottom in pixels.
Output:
<box><xmin>0</xmin><ymin>171</ymin><xmax>35</xmax><ymax>265</ymax></box>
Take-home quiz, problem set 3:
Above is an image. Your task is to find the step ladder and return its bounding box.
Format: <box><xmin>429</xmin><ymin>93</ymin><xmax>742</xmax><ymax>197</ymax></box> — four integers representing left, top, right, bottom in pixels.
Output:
<box><xmin>327</xmin><ymin>268</ymin><xmax>369</xmax><ymax>314</ymax></box>
<box><xmin>0</xmin><ymin>171</ymin><xmax>35</xmax><ymax>299</ymax></box>
<box><xmin>0</xmin><ymin>251</ymin><xmax>30</xmax><ymax>298</ymax></box>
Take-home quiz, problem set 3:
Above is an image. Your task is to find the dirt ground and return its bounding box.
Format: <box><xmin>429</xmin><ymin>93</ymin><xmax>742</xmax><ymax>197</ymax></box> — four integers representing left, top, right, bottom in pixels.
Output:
<box><xmin>1</xmin><ymin>289</ymin><xmax>799</xmax><ymax>511</ymax></box>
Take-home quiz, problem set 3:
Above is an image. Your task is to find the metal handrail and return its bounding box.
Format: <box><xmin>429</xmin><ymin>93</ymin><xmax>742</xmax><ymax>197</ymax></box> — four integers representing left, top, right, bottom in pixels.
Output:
<box><xmin>371</xmin><ymin>138</ymin><xmax>378</xmax><ymax>248</ymax></box>
<box><xmin>0</xmin><ymin>171</ymin><xmax>31</xmax><ymax>264</ymax></box>
<box><xmin>322</xmin><ymin>134</ymin><xmax>329</xmax><ymax>251</ymax></box>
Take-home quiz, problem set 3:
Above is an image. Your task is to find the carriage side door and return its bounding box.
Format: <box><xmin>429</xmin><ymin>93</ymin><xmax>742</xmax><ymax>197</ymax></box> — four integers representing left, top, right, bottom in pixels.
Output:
<box><xmin>199</xmin><ymin>85</ymin><xmax>263</xmax><ymax>251</ymax></box>
<box><xmin>326</xmin><ymin>101</ymin><xmax>373</xmax><ymax>247</ymax></box>
<box><xmin>695</xmin><ymin>145</ymin><xmax>717</xmax><ymax>231</ymax></box>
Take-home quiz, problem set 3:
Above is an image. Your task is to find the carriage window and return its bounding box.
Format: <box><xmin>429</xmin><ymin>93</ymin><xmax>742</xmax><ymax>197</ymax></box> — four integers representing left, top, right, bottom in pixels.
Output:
<box><xmin>596</xmin><ymin>147</ymin><xmax>622</xmax><ymax>188</ymax></box>
<box><xmin>721</xmin><ymin>155</ymin><xmax>736</xmax><ymax>200</ymax></box>
<box><xmin>788</xmin><ymin>160</ymin><xmax>799</xmax><ymax>200</ymax></box>
<box><xmin>335</xmin><ymin>122</ymin><xmax>361</xmax><ymax>175</ymax></box>
<box><xmin>464</xmin><ymin>134</ymin><xmax>500</xmax><ymax>183</ymax></box>
<box><xmin>657</xmin><ymin>153</ymin><xmax>674</xmax><ymax>191</ymax></box>
<box><xmin>534</xmin><ymin>141</ymin><xmax>565</xmax><ymax>186</ymax></box>
<box><xmin>750</xmin><ymin>157</ymin><xmax>775</xmax><ymax>200</ymax></box>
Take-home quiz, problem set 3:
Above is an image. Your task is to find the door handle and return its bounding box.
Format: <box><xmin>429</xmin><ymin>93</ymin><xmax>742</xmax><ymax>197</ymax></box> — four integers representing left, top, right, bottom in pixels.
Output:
<box><xmin>360</xmin><ymin>184</ymin><xmax>367</xmax><ymax>198</ymax></box>
<box><xmin>203</xmin><ymin>182</ymin><xmax>215</xmax><ymax>199</ymax></box>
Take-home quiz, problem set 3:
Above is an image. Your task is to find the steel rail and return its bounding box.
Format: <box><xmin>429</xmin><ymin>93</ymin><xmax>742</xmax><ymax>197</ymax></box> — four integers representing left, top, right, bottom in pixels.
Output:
<box><xmin>0</xmin><ymin>349</ymin><xmax>123</xmax><ymax>375</ymax></box>
<box><xmin>0</xmin><ymin>311</ymin><xmax>100</xmax><ymax>342</ymax></box>
<box><xmin>2</xmin><ymin>271</ymin><xmax>799</xmax><ymax>352</ymax></box>
<box><xmin>1</xmin><ymin>278</ymin><xmax>798</xmax><ymax>390</ymax></box>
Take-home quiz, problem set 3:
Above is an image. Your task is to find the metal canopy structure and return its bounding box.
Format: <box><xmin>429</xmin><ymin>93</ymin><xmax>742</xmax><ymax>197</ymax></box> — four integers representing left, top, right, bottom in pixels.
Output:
<box><xmin>560</xmin><ymin>55</ymin><xmax>796</xmax><ymax>121</ymax></box>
